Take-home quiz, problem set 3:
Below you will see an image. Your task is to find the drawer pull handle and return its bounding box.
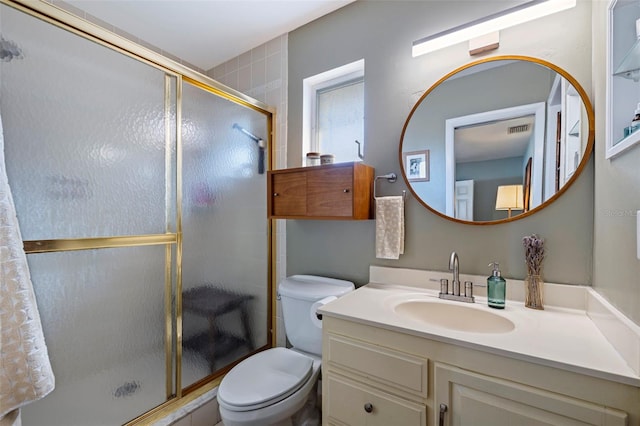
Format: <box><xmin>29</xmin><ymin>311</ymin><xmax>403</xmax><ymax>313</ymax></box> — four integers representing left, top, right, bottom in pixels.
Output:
<box><xmin>439</xmin><ymin>403</ymin><xmax>448</xmax><ymax>426</ymax></box>
<box><xmin>273</xmin><ymin>193</ymin><xmax>279</xmax><ymax>197</ymax></box>
<box><xmin>364</xmin><ymin>402</ymin><xmax>373</xmax><ymax>413</ymax></box>
<box><xmin>343</xmin><ymin>188</ymin><xmax>350</xmax><ymax>193</ymax></box>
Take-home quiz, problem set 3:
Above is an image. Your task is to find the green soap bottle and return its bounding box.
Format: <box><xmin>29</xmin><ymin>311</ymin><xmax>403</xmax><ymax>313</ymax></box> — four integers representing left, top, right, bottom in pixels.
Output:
<box><xmin>487</xmin><ymin>262</ymin><xmax>506</xmax><ymax>309</ymax></box>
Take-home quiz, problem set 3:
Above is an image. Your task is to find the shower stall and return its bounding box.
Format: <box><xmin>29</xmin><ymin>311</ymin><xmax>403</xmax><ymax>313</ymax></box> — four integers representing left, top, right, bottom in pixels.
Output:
<box><xmin>0</xmin><ymin>1</ymin><xmax>273</xmax><ymax>425</ymax></box>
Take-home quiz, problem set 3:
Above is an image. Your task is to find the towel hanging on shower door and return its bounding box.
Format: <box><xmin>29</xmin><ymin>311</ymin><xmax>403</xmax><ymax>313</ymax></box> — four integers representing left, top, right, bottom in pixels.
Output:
<box><xmin>0</xmin><ymin>110</ymin><xmax>55</xmax><ymax>424</ymax></box>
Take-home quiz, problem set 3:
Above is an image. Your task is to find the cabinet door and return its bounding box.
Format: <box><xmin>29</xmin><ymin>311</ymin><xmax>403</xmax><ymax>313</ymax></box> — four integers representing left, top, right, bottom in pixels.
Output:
<box><xmin>434</xmin><ymin>363</ymin><xmax>627</xmax><ymax>426</ymax></box>
<box><xmin>307</xmin><ymin>167</ymin><xmax>353</xmax><ymax>217</ymax></box>
<box><xmin>271</xmin><ymin>171</ymin><xmax>306</xmax><ymax>217</ymax></box>
<box><xmin>326</xmin><ymin>374</ymin><xmax>426</xmax><ymax>426</ymax></box>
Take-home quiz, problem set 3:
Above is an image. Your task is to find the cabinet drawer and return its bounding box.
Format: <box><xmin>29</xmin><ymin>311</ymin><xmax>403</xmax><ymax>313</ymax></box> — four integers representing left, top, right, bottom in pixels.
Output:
<box><xmin>326</xmin><ymin>374</ymin><xmax>426</xmax><ymax>426</ymax></box>
<box><xmin>326</xmin><ymin>334</ymin><xmax>428</xmax><ymax>398</ymax></box>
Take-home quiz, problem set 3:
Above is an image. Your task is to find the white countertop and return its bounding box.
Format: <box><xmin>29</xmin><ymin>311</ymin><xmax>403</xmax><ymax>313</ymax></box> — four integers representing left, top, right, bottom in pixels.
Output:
<box><xmin>318</xmin><ymin>281</ymin><xmax>640</xmax><ymax>388</ymax></box>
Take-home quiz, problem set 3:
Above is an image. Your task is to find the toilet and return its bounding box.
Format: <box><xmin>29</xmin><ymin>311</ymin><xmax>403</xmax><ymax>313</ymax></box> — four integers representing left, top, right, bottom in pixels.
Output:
<box><xmin>217</xmin><ymin>275</ymin><xmax>355</xmax><ymax>426</ymax></box>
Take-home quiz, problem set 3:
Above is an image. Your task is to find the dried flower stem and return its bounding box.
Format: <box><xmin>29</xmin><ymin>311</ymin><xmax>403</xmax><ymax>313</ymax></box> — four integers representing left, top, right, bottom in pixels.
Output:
<box><xmin>522</xmin><ymin>234</ymin><xmax>545</xmax><ymax>276</ymax></box>
<box><xmin>523</xmin><ymin>234</ymin><xmax>545</xmax><ymax>309</ymax></box>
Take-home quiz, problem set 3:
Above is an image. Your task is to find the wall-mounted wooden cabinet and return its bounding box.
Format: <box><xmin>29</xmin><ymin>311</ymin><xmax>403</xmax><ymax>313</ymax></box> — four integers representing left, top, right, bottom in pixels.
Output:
<box><xmin>268</xmin><ymin>162</ymin><xmax>374</xmax><ymax>220</ymax></box>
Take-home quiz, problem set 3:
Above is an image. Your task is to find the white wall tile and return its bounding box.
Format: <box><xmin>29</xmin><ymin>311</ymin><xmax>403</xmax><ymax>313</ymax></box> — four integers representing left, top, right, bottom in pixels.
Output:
<box><xmin>212</xmin><ymin>64</ymin><xmax>225</xmax><ymax>79</ymax></box>
<box><xmin>251</xmin><ymin>43</ymin><xmax>266</xmax><ymax>62</ymax></box>
<box><xmin>224</xmin><ymin>57</ymin><xmax>239</xmax><ymax>74</ymax></box>
<box><xmin>239</xmin><ymin>51</ymin><xmax>252</xmax><ymax>68</ymax></box>
<box><xmin>266</xmin><ymin>53</ymin><xmax>281</xmax><ymax>83</ymax></box>
<box><xmin>238</xmin><ymin>65</ymin><xmax>251</xmax><ymax>93</ymax></box>
<box><xmin>266</xmin><ymin>37</ymin><xmax>281</xmax><ymax>56</ymax></box>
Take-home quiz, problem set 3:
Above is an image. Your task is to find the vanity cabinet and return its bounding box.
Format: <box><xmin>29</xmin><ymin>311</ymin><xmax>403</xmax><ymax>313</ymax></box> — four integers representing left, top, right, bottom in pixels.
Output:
<box><xmin>435</xmin><ymin>364</ymin><xmax>627</xmax><ymax>426</ymax></box>
<box><xmin>322</xmin><ymin>316</ymin><xmax>637</xmax><ymax>426</ymax></box>
<box><xmin>267</xmin><ymin>162</ymin><xmax>374</xmax><ymax>220</ymax></box>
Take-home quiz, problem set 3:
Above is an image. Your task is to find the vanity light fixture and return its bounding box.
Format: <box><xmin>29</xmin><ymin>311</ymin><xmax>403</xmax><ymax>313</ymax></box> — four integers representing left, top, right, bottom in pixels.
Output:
<box><xmin>495</xmin><ymin>184</ymin><xmax>524</xmax><ymax>218</ymax></box>
<box><xmin>411</xmin><ymin>0</ymin><xmax>576</xmax><ymax>57</ymax></box>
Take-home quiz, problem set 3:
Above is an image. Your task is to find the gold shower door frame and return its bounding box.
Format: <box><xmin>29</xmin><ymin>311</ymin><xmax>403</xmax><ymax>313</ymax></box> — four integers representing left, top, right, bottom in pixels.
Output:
<box><xmin>6</xmin><ymin>0</ymin><xmax>276</xmax><ymax>423</ymax></box>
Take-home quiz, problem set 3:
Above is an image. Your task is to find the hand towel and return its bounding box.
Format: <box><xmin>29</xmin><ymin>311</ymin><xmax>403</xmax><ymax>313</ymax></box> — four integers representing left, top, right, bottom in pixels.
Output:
<box><xmin>375</xmin><ymin>196</ymin><xmax>405</xmax><ymax>259</ymax></box>
<box><xmin>0</xmin><ymin>113</ymin><xmax>54</xmax><ymax>421</ymax></box>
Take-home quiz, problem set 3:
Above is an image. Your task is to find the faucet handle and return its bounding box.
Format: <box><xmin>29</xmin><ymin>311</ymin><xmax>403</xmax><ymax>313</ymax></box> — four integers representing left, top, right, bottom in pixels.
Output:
<box><xmin>440</xmin><ymin>279</ymin><xmax>449</xmax><ymax>295</ymax></box>
<box><xmin>464</xmin><ymin>281</ymin><xmax>473</xmax><ymax>298</ymax></box>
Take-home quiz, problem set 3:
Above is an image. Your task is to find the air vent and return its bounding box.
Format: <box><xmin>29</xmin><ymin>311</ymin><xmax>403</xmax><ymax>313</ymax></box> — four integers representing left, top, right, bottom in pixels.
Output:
<box><xmin>508</xmin><ymin>124</ymin><xmax>530</xmax><ymax>134</ymax></box>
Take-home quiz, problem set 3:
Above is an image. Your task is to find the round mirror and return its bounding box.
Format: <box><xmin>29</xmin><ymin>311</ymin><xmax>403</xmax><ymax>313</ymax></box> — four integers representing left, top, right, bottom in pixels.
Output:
<box><xmin>399</xmin><ymin>55</ymin><xmax>594</xmax><ymax>224</ymax></box>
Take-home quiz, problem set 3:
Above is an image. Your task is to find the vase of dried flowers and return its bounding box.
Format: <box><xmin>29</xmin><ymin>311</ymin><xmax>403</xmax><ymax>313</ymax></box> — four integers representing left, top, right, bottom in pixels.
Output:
<box><xmin>522</xmin><ymin>234</ymin><xmax>545</xmax><ymax>310</ymax></box>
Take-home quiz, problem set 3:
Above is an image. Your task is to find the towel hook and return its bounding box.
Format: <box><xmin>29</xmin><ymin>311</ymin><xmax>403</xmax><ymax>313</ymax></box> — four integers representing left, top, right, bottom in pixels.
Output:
<box><xmin>374</xmin><ymin>173</ymin><xmax>407</xmax><ymax>200</ymax></box>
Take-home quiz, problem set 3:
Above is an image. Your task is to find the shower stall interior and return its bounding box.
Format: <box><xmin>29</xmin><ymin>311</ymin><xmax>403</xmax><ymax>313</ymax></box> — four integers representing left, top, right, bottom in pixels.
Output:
<box><xmin>0</xmin><ymin>2</ymin><xmax>273</xmax><ymax>425</ymax></box>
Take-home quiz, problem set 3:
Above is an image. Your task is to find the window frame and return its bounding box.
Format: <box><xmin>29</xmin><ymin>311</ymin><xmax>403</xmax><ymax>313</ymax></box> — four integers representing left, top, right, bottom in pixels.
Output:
<box><xmin>302</xmin><ymin>59</ymin><xmax>365</xmax><ymax>162</ymax></box>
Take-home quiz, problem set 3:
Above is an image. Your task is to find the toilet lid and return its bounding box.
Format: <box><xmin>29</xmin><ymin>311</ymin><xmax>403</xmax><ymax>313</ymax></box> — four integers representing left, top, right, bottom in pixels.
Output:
<box><xmin>218</xmin><ymin>348</ymin><xmax>313</xmax><ymax>410</ymax></box>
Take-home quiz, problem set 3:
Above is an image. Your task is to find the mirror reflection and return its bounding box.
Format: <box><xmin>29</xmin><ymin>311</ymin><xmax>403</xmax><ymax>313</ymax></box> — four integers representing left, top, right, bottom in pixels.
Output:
<box><xmin>400</xmin><ymin>57</ymin><xmax>593</xmax><ymax>223</ymax></box>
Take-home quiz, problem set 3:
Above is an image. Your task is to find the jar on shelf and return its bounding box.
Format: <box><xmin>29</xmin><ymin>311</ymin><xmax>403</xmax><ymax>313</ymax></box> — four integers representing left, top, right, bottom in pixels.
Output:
<box><xmin>305</xmin><ymin>152</ymin><xmax>320</xmax><ymax>166</ymax></box>
<box><xmin>320</xmin><ymin>154</ymin><xmax>335</xmax><ymax>165</ymax></box>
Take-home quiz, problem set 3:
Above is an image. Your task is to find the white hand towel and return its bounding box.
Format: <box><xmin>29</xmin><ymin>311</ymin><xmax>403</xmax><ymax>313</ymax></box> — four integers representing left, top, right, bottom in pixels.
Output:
<box><xmin>375</xmin><ymin>196</ymin><xmax>405</xmax><ymax>259</ymax></box>
<box><xmin>0</xmin><ymin>113</ymin><xmax>54</xmax><ymax>421</ymax></box>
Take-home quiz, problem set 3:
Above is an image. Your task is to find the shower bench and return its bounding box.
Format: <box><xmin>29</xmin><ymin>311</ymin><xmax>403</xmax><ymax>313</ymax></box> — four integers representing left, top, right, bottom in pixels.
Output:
<box><xmin>182</xmin><ymin>286</ymin><xmax>254</xmax><ymax>372</ymax></box>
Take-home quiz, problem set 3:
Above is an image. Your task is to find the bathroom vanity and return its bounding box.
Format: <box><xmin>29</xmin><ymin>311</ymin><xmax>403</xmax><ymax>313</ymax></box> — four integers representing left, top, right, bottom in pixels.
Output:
<box><xmin>319</xmin><ymin>267</ymin><xmax>640</xmax><ymax>426</ymax></box>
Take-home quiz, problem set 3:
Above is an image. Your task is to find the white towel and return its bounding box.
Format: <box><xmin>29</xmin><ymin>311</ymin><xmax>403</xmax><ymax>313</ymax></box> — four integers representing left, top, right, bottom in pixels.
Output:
<box><xmin>0</xmin><ymin>113</ymin><xmax>54</xmax><ymax>421</ymax></box>
<box><xmin>375</xmin><ymin>196</ymin><xmax>405</xmax><ymax>259</ymax></box>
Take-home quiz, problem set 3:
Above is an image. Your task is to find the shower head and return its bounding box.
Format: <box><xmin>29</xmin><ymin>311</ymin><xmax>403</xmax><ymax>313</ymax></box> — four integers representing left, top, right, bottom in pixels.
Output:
<box><xmin>233</xmin><ymin>123</ymin><xmax>264</xmax><ymax>147</ymax></box>
<box><xmin>232</xmin><ymin>123</ymin><xmax>266</xmax><ymax>174</ymax></box>
<box><xmin>0</xmin><ymin>36</ymin><xmax>24</xmax><ymax>62</ymax></box>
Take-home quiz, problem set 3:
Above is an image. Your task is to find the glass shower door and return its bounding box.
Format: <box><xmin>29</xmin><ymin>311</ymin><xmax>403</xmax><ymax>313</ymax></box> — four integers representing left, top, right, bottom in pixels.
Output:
<box><xmin>180</xmin><ymin>81</ymin><xmax>271</xmax><ymax>390</ymax></box>
<box><xmin>1</xmin><ymin>1</ymin><xmax>273</xmax><ymax>424</ymax></box>
<box><xmin>1</xmin><ymin>3</ymin><xmax>178</xmax><ymax>424</ymax></box>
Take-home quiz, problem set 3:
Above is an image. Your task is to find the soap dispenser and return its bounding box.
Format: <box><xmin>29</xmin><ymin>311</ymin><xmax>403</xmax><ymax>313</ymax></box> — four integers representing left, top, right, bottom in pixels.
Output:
<box><xmin>487</xmin><ymin>262</ymin><xmax>506</xmax><ymax>309</ymax></box>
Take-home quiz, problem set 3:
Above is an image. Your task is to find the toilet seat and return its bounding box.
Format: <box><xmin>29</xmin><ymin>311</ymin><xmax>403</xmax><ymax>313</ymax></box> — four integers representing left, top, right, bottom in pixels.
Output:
<box><xmin>218</xmin><ymin>348</ymin><xmax>313</xmax><ymax>411</ymax></box>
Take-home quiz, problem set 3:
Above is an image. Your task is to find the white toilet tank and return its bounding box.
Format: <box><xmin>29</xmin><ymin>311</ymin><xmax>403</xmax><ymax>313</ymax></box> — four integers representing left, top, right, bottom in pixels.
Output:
<box><xmin>279</xmin><ymin>275</ymin><xmax>354</xmax><ymax>355</ymax></box>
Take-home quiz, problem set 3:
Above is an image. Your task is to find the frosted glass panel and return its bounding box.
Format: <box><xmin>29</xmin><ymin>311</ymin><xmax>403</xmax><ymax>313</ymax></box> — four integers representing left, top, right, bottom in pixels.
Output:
<box><xmin>180</xmin><ymin>82</ymin><xmax>269</xmax><ymax>389</ymax></box>
<box><xmin>20</xmin><ymin>246</ymin><xmax>184</xmax><ymax>426</ymax></box>
<box><xmin>0</xmin><ymin>4</ymin><xmax>172</xmax><ymax>240</ymax></box>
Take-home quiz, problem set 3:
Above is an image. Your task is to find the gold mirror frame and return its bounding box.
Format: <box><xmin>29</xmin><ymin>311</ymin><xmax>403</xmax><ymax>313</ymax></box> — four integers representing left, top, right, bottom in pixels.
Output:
<box><xmin>398</xmin><ymin>55</ymin><xmax>594</xmax><ymax>225</ymax></box>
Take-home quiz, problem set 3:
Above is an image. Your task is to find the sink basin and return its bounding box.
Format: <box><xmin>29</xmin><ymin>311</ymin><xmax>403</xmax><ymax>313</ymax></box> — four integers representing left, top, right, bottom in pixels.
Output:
<box><xmin>392</xmin><ymin>300</ymin><xmax>515</xmax><ymax>333</ymax></box>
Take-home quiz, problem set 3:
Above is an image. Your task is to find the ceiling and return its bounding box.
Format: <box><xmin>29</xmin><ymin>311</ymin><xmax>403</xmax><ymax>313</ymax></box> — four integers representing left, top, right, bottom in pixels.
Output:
<box><xmin>66</xmin><ymin>0</ymin><xmax>355</xmax><ymax>71</ymax></box>
<box><xmin>455</xmin><ymin>115</ymin><xmax>535</xmax><ymax>164</ymax></box>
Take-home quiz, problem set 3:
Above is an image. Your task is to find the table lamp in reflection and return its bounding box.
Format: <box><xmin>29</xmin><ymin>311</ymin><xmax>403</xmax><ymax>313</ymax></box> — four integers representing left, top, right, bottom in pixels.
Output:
<box><xmin>495</xmin><ymin>184</ymin><xmax>524</xmax><ymax>218</ymax></box>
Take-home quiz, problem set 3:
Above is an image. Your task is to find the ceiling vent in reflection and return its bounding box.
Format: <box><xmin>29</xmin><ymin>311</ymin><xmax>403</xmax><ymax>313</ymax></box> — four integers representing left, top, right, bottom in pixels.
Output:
<box><xmin>507</xmin><ymin>124</ymin><xmax>530</xmax><ymax>134</ymax></box>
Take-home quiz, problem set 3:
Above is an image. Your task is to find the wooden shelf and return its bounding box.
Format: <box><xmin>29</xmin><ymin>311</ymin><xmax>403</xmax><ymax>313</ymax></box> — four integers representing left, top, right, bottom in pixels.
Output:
<box><xmin>267</xmin><ymin>162</ymin><xmax>374</xmax><ymax>220</ymax></box>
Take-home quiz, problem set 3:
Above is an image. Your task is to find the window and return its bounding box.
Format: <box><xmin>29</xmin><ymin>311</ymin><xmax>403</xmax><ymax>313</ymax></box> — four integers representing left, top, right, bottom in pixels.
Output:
<box><xmin>303</xmin><ymin>59</ymin><xmax>364</xmax><ymax>163</ymax></box>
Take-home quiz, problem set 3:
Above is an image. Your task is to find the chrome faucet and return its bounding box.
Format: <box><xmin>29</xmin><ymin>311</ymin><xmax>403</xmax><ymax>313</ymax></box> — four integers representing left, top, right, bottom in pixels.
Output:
<box><xmin>449</xmin><ymin>251</ymin><xmax>460</xmax><ymax>296</ymax></box>
<box><xmin>438</xmin><ymin>251</ymin><xmax>475</xmax><ymax>303</ymax></box>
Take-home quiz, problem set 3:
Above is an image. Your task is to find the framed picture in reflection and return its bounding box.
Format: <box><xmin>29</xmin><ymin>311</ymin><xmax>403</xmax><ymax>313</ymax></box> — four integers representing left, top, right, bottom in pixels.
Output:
<box><xmin>403</xmin><ymin>150</ymin><xmax>430</xmax><ymax>182</ymax></box>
